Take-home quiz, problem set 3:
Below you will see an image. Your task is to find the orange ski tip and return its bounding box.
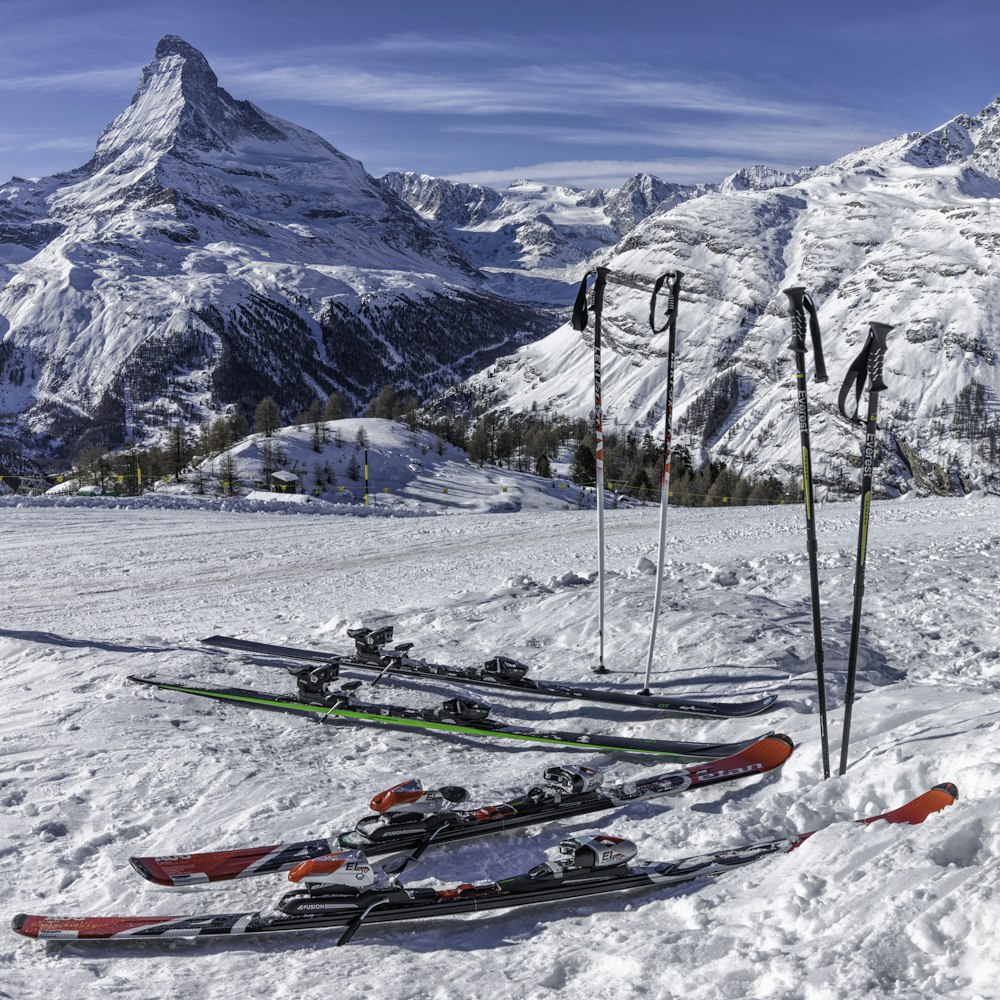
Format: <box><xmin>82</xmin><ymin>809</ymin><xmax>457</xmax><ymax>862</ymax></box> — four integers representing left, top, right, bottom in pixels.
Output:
<box><xmin>863</xmin><ymin>783</ymin><xmax>959</xmax><ymax>827</ymax></box>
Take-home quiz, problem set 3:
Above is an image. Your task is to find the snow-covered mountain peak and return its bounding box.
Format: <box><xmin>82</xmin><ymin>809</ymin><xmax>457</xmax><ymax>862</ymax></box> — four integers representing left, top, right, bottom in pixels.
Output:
<box><xmin>93</xmin><ymin>36</ymin><xmax>286</xmax><ymax>168</ymax></box>
<box><xmin>0</xmin><ymin>38</ymin><xmax>548</xmax><ymax>462</ymax></box>
<box><xmin>719</xmin><ymin>164</ymin><xmax>814</xmax><ymax>192</ymax></box>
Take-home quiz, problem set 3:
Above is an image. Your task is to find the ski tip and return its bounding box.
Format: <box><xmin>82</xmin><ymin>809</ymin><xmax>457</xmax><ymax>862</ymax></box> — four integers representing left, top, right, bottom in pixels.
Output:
<box><xmin>689</xmin><ymin>733</ymin><xmax>794</xmax><ymax>784</ymax></box>
<box><xmin>771</xmin><ymin>733</ymin><xmax>795</xmax><ymax>752</ymax></box>
<box><xmin>865</xmin><ymin>784</ymin><xmax>960</xmax><ymax>827</ymax></box>
<box><xmin>11</xmin><ymin>913</ymin><xmax>29</xmax><ymax>935</ymax></box>
<box><xmin>933</xmin><ymin>782</ymin><xmax>959</xmax><ymax>803</ymax></box>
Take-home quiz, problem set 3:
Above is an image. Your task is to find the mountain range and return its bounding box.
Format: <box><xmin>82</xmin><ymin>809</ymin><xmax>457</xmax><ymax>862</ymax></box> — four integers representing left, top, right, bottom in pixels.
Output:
<box><xmin>441</xmin><ymin>114</ymin><xmax>1000</xmax><ymax>495</ymax></box>
<box><xmin>2</xmin><ymin>36</ymin><xmax>999</xmax><ymax>493</ymax></box>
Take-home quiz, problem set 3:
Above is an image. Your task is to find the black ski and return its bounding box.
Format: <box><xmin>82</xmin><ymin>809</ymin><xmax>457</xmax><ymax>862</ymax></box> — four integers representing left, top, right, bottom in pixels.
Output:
<box><xmin>129</xmin><ymin>673</ymin><xmax>773</xmax><ymax>759</ymax></box>
<box><xmin>201</xmin><ymin>631</ymin><xmax>778</xmax><ymax>719</ymax></box>
<box><xmin>14</xmin><ymin>784</ymin><xmax>957</xmax><ymax>942</ymax></box>
<box><xmin>129</xmin><ymin>733</ymin><xmax>794</xmax><ymax>885</ymax></box>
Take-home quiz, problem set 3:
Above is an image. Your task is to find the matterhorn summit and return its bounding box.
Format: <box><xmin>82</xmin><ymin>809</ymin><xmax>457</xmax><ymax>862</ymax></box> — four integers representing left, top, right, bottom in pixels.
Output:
<box><xmin>94</xmin><ymin>35</ymin><xmax>287</xmax><ymax>163</ymax></box>
<box><xmin>0</xmin><ymin>37</ymin><xmax>542</xmax><ymax>461</ymax></box>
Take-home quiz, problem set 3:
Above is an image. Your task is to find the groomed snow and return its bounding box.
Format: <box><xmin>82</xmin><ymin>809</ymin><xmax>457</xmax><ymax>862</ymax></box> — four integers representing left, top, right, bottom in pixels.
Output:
<box><xmin>1</xmin><ymin>493</ymin><xmax>997</xmax><ymax>999</ymax></box>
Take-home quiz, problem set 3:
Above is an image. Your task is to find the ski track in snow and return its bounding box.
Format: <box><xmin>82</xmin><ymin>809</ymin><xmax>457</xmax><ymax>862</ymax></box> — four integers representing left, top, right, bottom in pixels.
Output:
<box><xmin>1</xmin><ymin>494</ymin><xmax>998</xmax><ymax>999</ymax></box>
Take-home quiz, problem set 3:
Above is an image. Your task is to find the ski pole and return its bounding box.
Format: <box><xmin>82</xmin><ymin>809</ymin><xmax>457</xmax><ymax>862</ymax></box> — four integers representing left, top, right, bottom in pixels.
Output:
<box><xmin>837</xmin><ymin>321</ymin><xmax>892</xmax><ymax>776</ymax></box>
<box><xmin>782</xmin><ymin>287</ymin><xmax>832</xmax><ymax>778</ymax></box>
<box><xmin>571</xmin><ymin>268</ymin><xmax>609</xmax><ymax>673</ymax></box>
<box><xmin>641</xmin><ymin>271</ymin><xmax>683</xmax><ymax>696</ymax></box>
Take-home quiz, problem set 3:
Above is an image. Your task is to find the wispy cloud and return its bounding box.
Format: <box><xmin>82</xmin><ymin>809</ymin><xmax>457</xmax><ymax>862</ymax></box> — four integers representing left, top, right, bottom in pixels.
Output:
<box><xmin>448</xmin><ymin>156</ymin><xmax>794</xmax><ymax>188</ymax></box>
<box><xmin>0</xmin><ymin>67</ymin><xmax>136</xmax><ymax>94</ymax></box>
<box><xmin>0</xmin><ymin>131</ymin><xmax>93</xmax><ymax>154</ymax></box>
<box><xmin>442</xmin><ymin>118</ymin><xmax>887</xmax><ymax>165</ymax></box>
<box><xmin>220</xmin><ymin>59</ymin><xmax>854</xmax><ymax>123</ymax></box>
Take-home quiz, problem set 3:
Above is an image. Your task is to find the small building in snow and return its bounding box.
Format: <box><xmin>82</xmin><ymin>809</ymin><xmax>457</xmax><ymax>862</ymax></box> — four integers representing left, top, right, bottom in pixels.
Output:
<box><xmin>270</xmin><ymin>470</ymin><xmax>298</xmax><ymax>492</ymax></box>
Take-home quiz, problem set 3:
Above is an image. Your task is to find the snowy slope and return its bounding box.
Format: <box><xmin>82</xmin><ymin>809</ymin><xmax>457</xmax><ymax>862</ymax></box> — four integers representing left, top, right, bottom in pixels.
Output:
<box><xmin>1</xmin><ymin>494</ymin><xmax>997</xmax><ymax>999</ymax></box>
<box><xmin>188</xmin><ymin>417</ymin><xmax>579</xmax><ymax>514</ymax></box>
<box><xmin>449</xmin><ymin>102</ymin><xmax>1000</xmax><ymax>495</ymax></box>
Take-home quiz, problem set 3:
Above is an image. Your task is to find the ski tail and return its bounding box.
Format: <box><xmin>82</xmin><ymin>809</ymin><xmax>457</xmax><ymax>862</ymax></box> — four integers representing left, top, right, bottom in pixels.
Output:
<box><xmin>129</xmin><ymin>839</ymin><xmax>335</xmax><ymax>886</ymax></box>
<box><xmin>13</xmin><ymin>912</ymin><xmax>201</xmax><ymax>940</ymax></box>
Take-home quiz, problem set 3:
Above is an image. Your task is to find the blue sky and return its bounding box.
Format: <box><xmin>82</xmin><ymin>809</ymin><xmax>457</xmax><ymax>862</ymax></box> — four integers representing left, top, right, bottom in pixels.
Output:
<box><xmin>2</xmin><ymin>0</ymin><xmax>999</xmax><ymax>189</ymax></box>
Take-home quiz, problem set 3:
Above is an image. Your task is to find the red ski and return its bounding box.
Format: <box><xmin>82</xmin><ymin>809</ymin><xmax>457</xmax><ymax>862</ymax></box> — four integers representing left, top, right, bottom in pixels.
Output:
<box><xmin>129</xmin><ymin>734</ymin><xmax>794</xmax><ymax>886</ymax></box>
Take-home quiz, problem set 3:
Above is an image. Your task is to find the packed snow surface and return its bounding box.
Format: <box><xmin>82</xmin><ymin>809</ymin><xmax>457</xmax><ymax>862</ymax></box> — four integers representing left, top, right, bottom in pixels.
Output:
<box><xmin>1</xmin><ymin>493</ymin><xmax>998</xmax><ymax>999</ymax></box>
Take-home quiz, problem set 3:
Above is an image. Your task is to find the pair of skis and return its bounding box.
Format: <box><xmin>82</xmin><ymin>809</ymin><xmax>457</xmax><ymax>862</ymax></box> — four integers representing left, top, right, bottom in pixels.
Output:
<box><xmin>128</xmin><ymin>732</ymin><xmax>795</xmax><ymax>886</ymax></box>
<box><xmin>13</xmin><ymin>780</ymin><xmax>958</xmax><ymax>944</ymax></box>
<box><xmin>783</xmin><ymin>289</ymin><xmax>892</xmax><ymax>777</ymax></box>
<box><xmin>201</xmin><ymin>627</ymin><xmax>778</xmax><ymax>718</ymax></box>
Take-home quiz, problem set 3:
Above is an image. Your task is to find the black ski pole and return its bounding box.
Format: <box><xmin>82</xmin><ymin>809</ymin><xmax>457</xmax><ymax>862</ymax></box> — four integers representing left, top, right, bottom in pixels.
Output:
<box><xmin>782</xmin><ymin>287</ymin><xmax>831</xmax><ymax>778</ymax></box>
<box><xmin>837</xmin><ymin>321</ymin><xmax>892</xmax><ymax>776</ymax></box>
<box><xmin>571</xmin><ymin>267</ymin><xmax>610</xmax><ymax>673</ymax></box>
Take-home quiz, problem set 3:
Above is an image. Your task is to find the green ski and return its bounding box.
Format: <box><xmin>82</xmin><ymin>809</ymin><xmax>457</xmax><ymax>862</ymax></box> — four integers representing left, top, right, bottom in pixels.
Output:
<box><xmin>129</xmin><ymin>674</ymin><xmax>771</xmax><ymax>759</ymax></box>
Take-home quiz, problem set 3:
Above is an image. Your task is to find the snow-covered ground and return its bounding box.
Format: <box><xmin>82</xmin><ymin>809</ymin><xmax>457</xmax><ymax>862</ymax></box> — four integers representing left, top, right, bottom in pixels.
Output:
<box><xmin>1</xmin><ymin>493</ymin><xmax>997</xmax><ymax>999</ymax></box>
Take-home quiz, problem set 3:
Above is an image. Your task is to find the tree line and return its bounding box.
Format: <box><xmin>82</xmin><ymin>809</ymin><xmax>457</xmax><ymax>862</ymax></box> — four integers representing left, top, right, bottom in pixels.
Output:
<box><xmin>67</xmin><ymin>383</ymin><xmax>796</xmax><ymax>506</ymax></box>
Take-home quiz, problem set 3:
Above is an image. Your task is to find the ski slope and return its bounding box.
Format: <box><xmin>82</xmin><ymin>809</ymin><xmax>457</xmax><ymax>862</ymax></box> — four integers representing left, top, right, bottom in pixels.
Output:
<box><xmin>0</xmin><ymin>492</ymin><xmax>997</xmax><ymax>999</ymax></box>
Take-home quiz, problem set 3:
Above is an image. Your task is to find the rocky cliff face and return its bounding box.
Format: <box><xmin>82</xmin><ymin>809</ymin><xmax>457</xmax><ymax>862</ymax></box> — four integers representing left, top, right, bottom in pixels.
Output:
<box><xmin>0</xmin><ymin>36</ymin><xmax>547</xmax><ymax>460</ymax></box>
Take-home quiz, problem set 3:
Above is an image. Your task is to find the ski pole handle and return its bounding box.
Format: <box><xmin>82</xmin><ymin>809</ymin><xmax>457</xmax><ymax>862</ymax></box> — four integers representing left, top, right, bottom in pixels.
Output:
<box><xmin>838</xmin><ymin>322</ymin><xmax>893</xmax><ymax>421</ymax></box>
<box><xmin>782</xmin><ymin>286</ymin><xmax>828</xmax><ymax>383</ymax></box>
<box><xmin>650</xmin><ymin>271</ymin><xmax>683</xmax><ymax>337</ymax></box>
<box><xmin>866</xmin><ymin>322</ymin><xmax>892</xmax><ymax>392</ymax></box>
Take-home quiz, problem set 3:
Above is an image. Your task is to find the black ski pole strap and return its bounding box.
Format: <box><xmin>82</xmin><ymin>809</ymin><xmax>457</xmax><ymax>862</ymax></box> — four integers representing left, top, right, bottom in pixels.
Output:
<box><xmin>571</xmin><ymin>271</ymin><xmax>594</xmax><ymax>331</ymax></box>
<box><xmin>838</xmin><ymin>323</ymin><xmax>892</xmax><ymax>423</ymax></box>
<box><xmin>572</xmin><ymin>269</ymin><xmax>607</xmax><ymax>331</ymax></box>
<box><xmin>782</xmin><ymin>286</ymin><xmax>827</xmax><ymax>383</ymax></box>
<box><xmin>802</xmin><ymin>294</ymin><xmax>828</xmax><ymax>384</ymax></box>
<box><xmin>649</xmin><ymin>271</ymin><xmax>682</xmax><ymax>334</ymax></box>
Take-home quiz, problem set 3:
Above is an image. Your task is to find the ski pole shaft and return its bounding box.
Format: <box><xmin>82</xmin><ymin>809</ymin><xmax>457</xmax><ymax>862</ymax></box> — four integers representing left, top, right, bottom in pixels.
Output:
<box><xmin>571</xmin><ymin>268</ymin><xmax>610</xmax><ymax>673</ymax></box>
<box><xmin>593</xmin><ymin>268</ymin><xmax>609</xmax><ymax>673</ymax></box>
<box><xmin>642</xmin><ymin>271</ymin><xmax>683</xmax><ymax>695</ymax></box>
<box><xmin>782</xmin><ymin>286</ymin><xmax>831</xmax><ymax>779</ymax></box>
<box><xmin>838</xmin><ymin>322</ymin><xmax>892</xmax><ymax>775</ymax></box>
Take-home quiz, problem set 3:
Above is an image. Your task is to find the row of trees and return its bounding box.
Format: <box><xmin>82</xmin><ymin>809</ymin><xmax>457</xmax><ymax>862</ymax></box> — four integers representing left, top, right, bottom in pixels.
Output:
<box><xmin>70</xmin><ymin>381</ymin><xmax>796</xmax><ymax>506</ymax></box>
<box><xmin>567</xmin><ymin>440</ymin><xmax>794</xmax><ymax>506</ymax></box>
